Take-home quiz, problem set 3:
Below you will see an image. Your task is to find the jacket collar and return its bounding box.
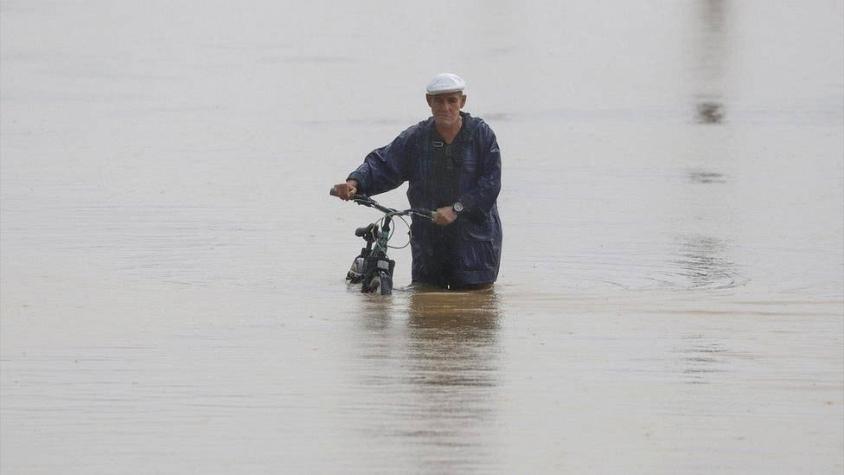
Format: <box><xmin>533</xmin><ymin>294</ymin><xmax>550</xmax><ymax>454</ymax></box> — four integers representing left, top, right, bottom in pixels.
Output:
<box><xmin>425</xmin><ymin>112</ymin><xmax>477</xmax><ymax>144</ymax></box>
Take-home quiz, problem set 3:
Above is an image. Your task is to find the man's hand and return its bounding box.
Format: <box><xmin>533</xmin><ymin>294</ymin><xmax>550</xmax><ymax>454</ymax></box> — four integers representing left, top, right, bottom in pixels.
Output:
<box><xmin>432</xmin><ymin>206</ymin><xmax>458</xmax><ymax>226</ymax></box>
<box><xmin>332</xmin><ymin>180</ymin><xmax>358</xmax><ymax>200</ymax></box>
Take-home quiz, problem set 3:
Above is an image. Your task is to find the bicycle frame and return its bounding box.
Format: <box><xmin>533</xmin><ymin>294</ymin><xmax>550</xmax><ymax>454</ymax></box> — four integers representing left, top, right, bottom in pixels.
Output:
<box><xmin>332</xmin><ymin>191</ymin><xmax>432</xmax><ymax>295</ymax></box>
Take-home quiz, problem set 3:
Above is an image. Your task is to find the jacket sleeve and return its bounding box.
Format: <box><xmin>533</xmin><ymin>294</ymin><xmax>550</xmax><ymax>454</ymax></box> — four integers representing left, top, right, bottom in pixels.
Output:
<box><xmin>347</xmin><ymin>127</ymin><xmax>414</xmax><ymax>196</ymax></box>
<box><xmin>459</xmin><ymin>122</ymin><xmax>501</xmax><ymax>214</ymax></box>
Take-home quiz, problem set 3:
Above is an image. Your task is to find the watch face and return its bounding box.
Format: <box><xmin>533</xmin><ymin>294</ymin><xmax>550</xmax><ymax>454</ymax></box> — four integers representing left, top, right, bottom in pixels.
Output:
<box><xmin>453</xmin><ymin>202</ymin><xmax>464</xmax><ymax>213</ymax></box>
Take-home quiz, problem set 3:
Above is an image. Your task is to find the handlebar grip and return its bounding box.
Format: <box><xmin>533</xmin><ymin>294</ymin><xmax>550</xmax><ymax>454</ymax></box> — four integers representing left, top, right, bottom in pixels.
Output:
<box><xmin>405</xmin><ymin>208</ymin><xmax>435</xmax><ymax>220</ymax></box>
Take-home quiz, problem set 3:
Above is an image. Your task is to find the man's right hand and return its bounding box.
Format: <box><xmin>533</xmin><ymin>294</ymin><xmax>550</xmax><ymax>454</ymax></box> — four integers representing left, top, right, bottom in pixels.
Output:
<box><xmin>332</xmin><ymin>180</ymin><xmax>358</xmax><ymax>200</ymax></box>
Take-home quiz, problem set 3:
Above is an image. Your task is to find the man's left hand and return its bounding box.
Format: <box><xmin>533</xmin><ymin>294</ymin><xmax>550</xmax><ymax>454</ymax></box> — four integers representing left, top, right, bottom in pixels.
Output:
<box><xmin>432</xmin><ymin>206</ymin><xmax>458</xmax><ymax>226</ymax></box>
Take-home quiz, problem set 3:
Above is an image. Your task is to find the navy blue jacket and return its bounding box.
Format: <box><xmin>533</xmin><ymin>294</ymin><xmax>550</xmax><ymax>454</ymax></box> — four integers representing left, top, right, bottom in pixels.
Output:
<box><xmin>348</xmin><ymin>112</ymin><xmax>502</xmax><ymax>286</ymax></box>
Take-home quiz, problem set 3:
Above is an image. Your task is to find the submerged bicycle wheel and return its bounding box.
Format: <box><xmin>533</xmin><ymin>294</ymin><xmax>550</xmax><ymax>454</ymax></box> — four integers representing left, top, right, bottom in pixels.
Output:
<box><xmin>363</xmin><ymin>270</ymin><xmax>392</xmax><ymax>295</ymax></box>
<box><xmin>378</xmin><ymin>270</ymin><xmax>392</xmax><ymax>295</ymax></box>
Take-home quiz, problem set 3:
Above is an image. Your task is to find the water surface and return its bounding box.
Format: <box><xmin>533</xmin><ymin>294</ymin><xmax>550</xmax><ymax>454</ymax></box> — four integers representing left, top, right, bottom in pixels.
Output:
<box><xmin>2</xmin><ymin>1</ymin><xmax>842</xmax><ymax>473</ymax></box>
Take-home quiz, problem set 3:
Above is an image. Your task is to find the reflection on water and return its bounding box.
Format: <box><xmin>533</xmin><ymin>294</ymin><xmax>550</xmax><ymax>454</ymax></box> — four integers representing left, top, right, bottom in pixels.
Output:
<box><xmin>674</xmin><ymin>234</ymin><xmax>740</xmax><ymax>289</ymax></box>
<box><xmin>687</xmin><ymin>169</ymin><xmax>727</xmax><ymax>184</ymax></box>
<box><xmin>692</xmin><ymin>0</ymin><xmax>729</xmax><ymax>123</ymax></box>
<box><xmin>680</xmin><ymin>0</ymin><xmax>739</xmax><ymax>294</ymax></box>
<box><xmin>677</xmin><ymin>334</ymin><xmax>729</xmax><ymax>384</ymax></box>
<box><xmin>358</xmin><ymin>298</ymin><xmax>396</xmax><ymax>333</ymax></box>
<box><xmin>348</xmin><ymin>290</ymin><xmax>503</xmax><ymax>469</ymax></box>
<box><xmin>402</xmin><ymin>290</ymin><xmax>500</xmax><ymax>436</ymax></box>
<box><xmin>406</xmin><ymin>289</ymin><xmax>501</xmax><ymax>388</ymax></box>
<box><xmin>696</xmin><ymin>101</ymin><xmax>725</xmax><ymax>123</ymax></box>
<box><xmin>399</xmin><ymin>290</ymin><xmax>501</xmax><ymax>468</ymax></box>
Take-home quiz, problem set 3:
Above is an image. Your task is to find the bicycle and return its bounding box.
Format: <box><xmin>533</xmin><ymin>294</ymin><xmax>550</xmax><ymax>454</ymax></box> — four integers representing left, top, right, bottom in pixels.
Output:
<box><xmin>330</xmin><ymin>188</ymin><xmax>433</xmax><ymax>295</ymax></box>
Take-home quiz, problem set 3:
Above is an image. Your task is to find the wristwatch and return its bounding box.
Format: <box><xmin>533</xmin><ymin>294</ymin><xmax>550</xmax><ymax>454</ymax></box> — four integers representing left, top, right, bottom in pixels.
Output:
<box><xmin>452</xmin><ymin>202</ymin><xmax>464</xmax><ymax>214</ymax></box>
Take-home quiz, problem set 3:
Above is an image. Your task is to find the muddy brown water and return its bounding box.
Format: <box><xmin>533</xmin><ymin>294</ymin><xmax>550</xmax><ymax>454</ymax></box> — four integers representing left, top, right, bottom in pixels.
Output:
<box><xmin>2</xmin><ymin>1</ymin><xmax>842</xmax><ymax>473</ymax></box>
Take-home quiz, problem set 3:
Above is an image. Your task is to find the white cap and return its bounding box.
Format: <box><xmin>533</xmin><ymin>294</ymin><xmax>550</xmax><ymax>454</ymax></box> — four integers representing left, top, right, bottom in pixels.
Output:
<box><xmin>426</xmin><ymin>73</ymin><xmax>466</xmax><ymax>95</ymax></box>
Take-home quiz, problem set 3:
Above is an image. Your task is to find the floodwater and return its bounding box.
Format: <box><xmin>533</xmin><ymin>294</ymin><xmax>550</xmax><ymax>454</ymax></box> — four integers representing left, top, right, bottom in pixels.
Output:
<box><xmin>1</xmin><ymin>0</ymin><xmax>842</xmax><ymax>473</ymax></box>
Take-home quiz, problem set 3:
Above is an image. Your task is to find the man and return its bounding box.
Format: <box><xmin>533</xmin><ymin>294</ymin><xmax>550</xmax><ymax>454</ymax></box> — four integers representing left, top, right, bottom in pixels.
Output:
<box><xmin>332</xmin><ymin>73</ymin><xmax>502</xmax><ymax>290</ymax></box>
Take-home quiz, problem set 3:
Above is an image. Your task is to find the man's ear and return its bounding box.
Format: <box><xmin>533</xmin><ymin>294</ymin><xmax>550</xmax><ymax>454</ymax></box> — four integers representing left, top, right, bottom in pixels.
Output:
<box><xmin>460</xmin><ymin>95</ymin><xmax>467</xmax><ymax>108</ymax></box>
<box><xmin>426</xmin><ymin>94</ymin><xmax>433</xmax><ymax>106</ymax></box>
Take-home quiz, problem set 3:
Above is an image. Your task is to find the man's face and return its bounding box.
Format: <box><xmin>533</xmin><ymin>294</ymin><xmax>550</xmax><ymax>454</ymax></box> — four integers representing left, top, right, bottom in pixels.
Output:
<box><xmin>426</xmin><ymin>92</ymin><xmax>467</xmax><ymax>127</ymax></box>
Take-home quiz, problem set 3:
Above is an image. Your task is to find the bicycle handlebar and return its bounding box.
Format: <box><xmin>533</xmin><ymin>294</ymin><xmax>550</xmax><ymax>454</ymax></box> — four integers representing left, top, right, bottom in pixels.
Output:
<box><xmin>330</xmin><ymin>186</ymin><xmax>433</xmax><ymax>220</ymax></box>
